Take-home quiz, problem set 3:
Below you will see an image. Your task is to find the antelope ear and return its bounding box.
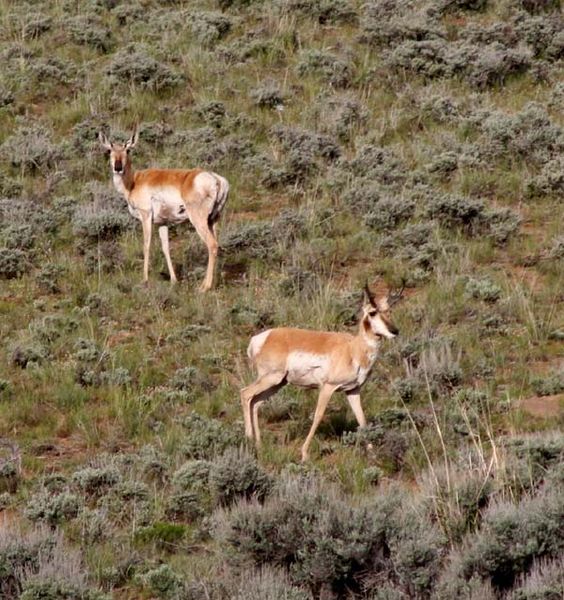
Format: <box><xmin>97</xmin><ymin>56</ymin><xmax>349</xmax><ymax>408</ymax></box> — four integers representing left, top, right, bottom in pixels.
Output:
<box><xmin>98</xmin><ymin>131</ymin><xmax>112</xmax><ymax>151</ymax></box>
<box><xmin>363</xmin><ymin>283</ymin><xmax>378</xmax><ymax>310</ymax></box>
<box><xmin>125</xmin><ymin>126</ymin><xmax>139</xmax><ymax>150</ymax></box>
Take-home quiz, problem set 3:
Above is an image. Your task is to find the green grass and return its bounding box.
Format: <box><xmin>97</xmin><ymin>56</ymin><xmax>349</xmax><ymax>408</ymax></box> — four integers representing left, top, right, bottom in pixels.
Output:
<box><xmin>0</xmin><ymin>0</ymin><xmax>563</xmax><ymax>597</ymax></box>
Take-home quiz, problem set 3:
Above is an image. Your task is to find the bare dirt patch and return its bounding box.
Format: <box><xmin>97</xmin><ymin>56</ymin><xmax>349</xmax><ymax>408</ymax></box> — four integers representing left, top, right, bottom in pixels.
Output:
<box><xmin>519</xmin><ymin>393</ymin><xmax>563</xmax><ymax>419</ymax></box>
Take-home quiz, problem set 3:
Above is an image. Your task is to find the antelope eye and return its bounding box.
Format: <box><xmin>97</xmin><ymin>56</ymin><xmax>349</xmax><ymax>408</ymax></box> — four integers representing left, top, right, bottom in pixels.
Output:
<box><xmin>368</xmin><ymin>310</ymin><xmax>378</xmax><ymax>317</ymax></box>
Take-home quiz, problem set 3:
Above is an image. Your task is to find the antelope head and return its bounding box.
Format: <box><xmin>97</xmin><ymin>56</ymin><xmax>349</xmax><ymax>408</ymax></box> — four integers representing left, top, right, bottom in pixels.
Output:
<box><xmin>362</xmin><ymin>282</ymin><xmax>403</xmax><ymax>340</ymax></box>
<box><xmin>98</xmin><ymin>127</ymin><xmax>138</xmax><ymax>175</ymax></box>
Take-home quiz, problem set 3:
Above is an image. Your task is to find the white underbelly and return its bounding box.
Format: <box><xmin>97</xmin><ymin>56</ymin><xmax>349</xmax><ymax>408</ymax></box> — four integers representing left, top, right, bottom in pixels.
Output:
<box><xmin>286</xmin><ymin>351</ymin><xmax>329</xmax><ymax>388</ymax></box>
<box><xmin>125</xmin><ymin>189</ymin><xmax>191</xmax><ymax>226</ymax></box>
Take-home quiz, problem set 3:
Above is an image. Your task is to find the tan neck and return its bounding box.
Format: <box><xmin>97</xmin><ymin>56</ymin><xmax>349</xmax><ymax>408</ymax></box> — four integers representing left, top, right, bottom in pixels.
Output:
<box><xmin>357</xmin><ymin>316</ymin><xmax>379</xmax><ymax>351</ymax></box>
<box><xmin>113</xmin><ymin>159</ymin><xmax>135</xmax><ymax>195</ymax></box>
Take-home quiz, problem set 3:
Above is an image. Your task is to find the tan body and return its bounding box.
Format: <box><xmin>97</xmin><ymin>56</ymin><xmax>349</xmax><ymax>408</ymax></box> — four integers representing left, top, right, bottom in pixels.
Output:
<box><xmin>241</xmin><ymin>288</ymin><xmax>400</xmax><ymax>461</ymax></box>
<box><xmin>100</xmin><ymin>129</ymin><xmax>229</xmax><ymax>291</ymax></box>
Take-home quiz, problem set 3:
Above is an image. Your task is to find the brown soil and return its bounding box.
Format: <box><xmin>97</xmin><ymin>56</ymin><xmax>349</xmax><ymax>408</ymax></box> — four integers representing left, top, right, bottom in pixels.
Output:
<box><xmin>519</xmin><ymin>394</ymin><xmax>563</xmax><ymax>419</ymax></box>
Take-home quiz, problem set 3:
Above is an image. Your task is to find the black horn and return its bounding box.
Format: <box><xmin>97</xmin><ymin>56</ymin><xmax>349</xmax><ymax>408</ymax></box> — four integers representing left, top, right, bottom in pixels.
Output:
<box><xmin>388</xmin><ymin>279</ymin><xmax>406</xmax><ymax>308</ymax></box>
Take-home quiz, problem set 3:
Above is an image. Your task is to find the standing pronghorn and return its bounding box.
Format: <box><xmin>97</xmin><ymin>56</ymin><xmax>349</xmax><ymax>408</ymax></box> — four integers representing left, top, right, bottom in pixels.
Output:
<box><xmin>241</xmin><ymin>284</ymin><xmax>402</xmax><ymax>461</ymax></box>
<box><xmin>99</xmin><ymin>127</ymin><xmax>229</xmax><ymax>291</ymax></box>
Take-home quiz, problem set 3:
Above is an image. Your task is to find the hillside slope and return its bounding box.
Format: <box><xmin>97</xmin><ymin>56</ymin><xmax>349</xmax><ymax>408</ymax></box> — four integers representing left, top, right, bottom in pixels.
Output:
<box><xmin>0</xmin><ymin>0</ymin><xmax>562</xmax><ymax>598</ymax></box>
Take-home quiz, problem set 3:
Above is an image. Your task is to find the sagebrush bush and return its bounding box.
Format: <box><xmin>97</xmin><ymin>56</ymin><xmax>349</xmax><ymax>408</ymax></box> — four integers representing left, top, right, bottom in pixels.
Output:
<box><xmin>72</xmin><ymin>465</ymin><xmax>121</xmax><ymax>496</ymax></box>
<box><xmin>0</xmin><ymin>122</ymin><xmax>61</xmax><ymax>171</ymax></box>
<box><xmin>222</xmin><ymin>209</ymin><xmax>306</xmax><ymax>258</ymax></box>
<box><xmin>180</xmin><ymin>413</ymin><xmax>241</xmax><ymax>459</ymax></box>
<box><xmin>1</xmin><ymin>224</ymin><xmax>36</xmax><ymax>250</ymax></box>
<box><xmin>214</xmin><ymin>474</ymin><xmax>445</xmax><ymax>597</ymax></box>
<box><xmin>457</xmin><ymin>486</ymin><xmax>564</xmax><ymax>591</ymax></box>
<box><xmin>35</xmin><ymin>263</ymin><xmax>65</xmax><ymax>294</ymax></box>
<box><xmin>231</xmin><ymin>567</ymin><xmax>312</xmax><ymax>600</ymax></box>
<box><xmin>530</xmin><ymin>371</ymin><xmax>564</xmax><ymax>396</ymax></box>
<box><xmin>274</xmin><ymin>0</ymin><xmax>357</xmax><ymax>24</ymax></box>
<box><xmin>188</xmin><ymin>11</ymin><xmax>232</xmax><ymax>47</ymax></box>
<box><xmin>0</xmin><ymin>526</ymin><xmax>54</xmax><ymax>599</ymax></box>
<box><xmin>296</xmin><ymin>49</ymin><xmax>352</xmax><ymax>87</ymax></box>
<box><xmin>106</xmin><ymin>45</ymin><xmax>184</xmax><ymax>90</ymax></box>
<box><xmin>11</xmin><ymin>342</ymin><xmax>48</xmax><ymax>369</ymax></box>
<box><xmin>72</xmin><ymin>204</ymin><xmax>131</xmax><ymax>241</ymax></box>
<box><xmin>137</xmin><ymin>564</ymin><xmax>185</xmax><ymax>599</ymax></box>
<box><xmin>24</xmin><ymin>491</ymin><xmax>81</xmax><ymax>527</ymax></box>
<box><xmin>250</xmin><ymin>83</ymin><xmax>285</xmax><ymax>109</ymax></box>
<box><xmin>67</xmin><ymin>15</ymin><xmax>113</xmax><ymax>51</ymax></box>
<box><xmin>209</xmin><ymin>448</ymin><xmax>272</xmax><ymax>506</ymax></box>
<box><xmin>465</xmin><ymin>277</ymin><xmax>502</xmax><ymax>303</ymax></box>
<box><xmin>173</xmin><ymin>460</ymin><xmax>212</xmax><ymax>492</ymax></box>
<box><xmin>0</xmin><ymin>248</ymin><xmax>30</xmax><ymax>279</ymax></box>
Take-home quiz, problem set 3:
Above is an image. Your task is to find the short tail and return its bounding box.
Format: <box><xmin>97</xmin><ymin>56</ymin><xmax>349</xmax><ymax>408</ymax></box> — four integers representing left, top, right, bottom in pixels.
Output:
<box><xmin>208</xmin><ymin>173</ymin><xmax>229</xmax><ymax>227</ymax></box>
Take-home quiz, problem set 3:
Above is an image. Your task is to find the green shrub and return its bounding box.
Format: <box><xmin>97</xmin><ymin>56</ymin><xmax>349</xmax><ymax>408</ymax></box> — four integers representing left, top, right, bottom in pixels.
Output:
<box><xmin>0</xmin><ymin>122</ymin><xmax>61</xmax><ymax>171</ymax></box>
<box><xmin>24</xmin><ymin>491</ymin><xmax>81</xmax><ymax>527</ymax></box>
<box><xmin>135</xmin><ymin>522</ymin><xmax>187</xmax><ymax>549</ymax></box>
<box><xmin>465</xmin><ymin>277</ymin><xmax>502</xmax><ymax>303</ymax></box>
<box><xmin>530</xmin><ymin>372</ymin><xmax>564</xmax><ymax>396</ymax></box>
<box><xmin>250</xmin><ymin>83</ymin><xmax>285</xmax><ymax>109</ymax></box>
<box><xmin>11</xmin><ymin>343</ymin><xmax>48</xmax><ymax>369</ymax></box>
<box><xmin>188</xmin><ymin>11</ymin><xmax>232</xmax><ymax>47</ymax></box>
<box><xmin>106</xmin><ymin>45</ymin><xmax>184</xmax><ymax>90</ymax></box>
<box><xmin>209</xmin><ymin>448</ymin><xmax>272</xmax><ymax>506</ymax></box>
<box><xmin>296</xmin><ymin>49</ymin><xmax>352</xmax><ymax>87</ymax></box>
<box><xmin>67</xmin><ymin>15</ymin><xmax>112</xmax><ymax>52</ymax></box>
<box><xmin>72</xmin><ymin>205</ymin><xmax>131</xmax><ymax>241</ymax></box>
<box><xmin>138</xmin><ymin>564</ymin><xmax>185</xmax><ymax>599</ymax></box>
<box><xmin>364</xmin><ymin>196</ymin><xmax>415</xmax><ymax>231</ymax></box>
<box><xmin>1</xmin><ymin>224</ymin><xmax>36</xmax><ymax>250</ymax></box>
<box><xmin>0</xmin><ymin>526</ymin><xmax>56</xmax><ymax>599</ymax></box>
<box><xmin>180</xmin><ymin>413</ymin><xmax>241</xmax><ymax>459</ymax></box>
<box><xmin>72</xmin><ymin>465</ymin><xmax>121</xmax><ymax>497</ymax></box>
<box><xmin>172</xmin><ymin>460</ymin><xmax>212</xmax><ymax>492</ymax></box>
<box><xmin>274</xmin><ymin>0</ymin><xmax>357</xmax><ymax>24</ymax></box>
<box><xmin>0</xmin><ymin>248</ymin><xmax>30</xmax><ymax>279</ymax></box>
<box><xmin>231</xmin><ymin>567</ymin><xmax>312</xmax><ymax>600</ymax></box>
<box><xmin>165</xmin><ymin>491</ymin><xmax>204</xmax><ymax>522</ymax></box>
<box><xmin>36</xmin><ymin>264</ymin><xmax>65</xmax><ymax>294</ymax></box>
<box><xmin>458</xmin><ymin>487</ymin><xmax>564</xmax><ymax>591</ymax></box>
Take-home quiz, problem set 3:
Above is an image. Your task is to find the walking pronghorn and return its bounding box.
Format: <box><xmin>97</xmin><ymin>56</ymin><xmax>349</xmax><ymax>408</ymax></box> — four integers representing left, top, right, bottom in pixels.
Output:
<box><xmin>241</xmin><ymin>283</ymin><xmax>403</xmax><ymax>461</ymax></box>
<box><xmin>99</xmin><ymin>127</ymin><xmax>229</xmax><ymax>291</ymax></box>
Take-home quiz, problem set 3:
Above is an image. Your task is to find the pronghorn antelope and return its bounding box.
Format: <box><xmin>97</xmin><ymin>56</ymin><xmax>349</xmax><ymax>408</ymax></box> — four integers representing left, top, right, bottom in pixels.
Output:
<box><xmin>99</xmin><ymin>127</ymin><xmax>229</xmax><ymax>291</ymax></box>
<box><xmin>241</xmin><ymin>284</ymin><xmax>403</xmax><ymax>461</ymax></box>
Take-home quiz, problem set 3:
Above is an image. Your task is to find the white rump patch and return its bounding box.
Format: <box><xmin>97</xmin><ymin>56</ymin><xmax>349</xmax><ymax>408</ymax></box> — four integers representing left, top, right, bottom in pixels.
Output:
<box><xmin>248</xmin><ymin>330</ymin><xmax>271</xmax><ymax>360</ymax></box>
<box><xmin>193</xmin><ymin>172</ymin><xmax>217</xmax><ymax>197</ymax></box>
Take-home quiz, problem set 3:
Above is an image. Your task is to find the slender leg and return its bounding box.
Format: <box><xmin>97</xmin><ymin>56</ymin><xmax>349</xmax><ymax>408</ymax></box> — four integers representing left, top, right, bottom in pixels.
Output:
<box><xmin>301</xmin><ymin>384</ymin><xmax>337</xmax><ymax>462</ymax></box>
<box><xmin>345</xmin><ymin>390</ymin><xmax>366</xmax><ymax>428</ymax></box>
<box><xmin>252</xmin><ymin>400</ymin><xmax>265</xmax><ymax>445</ymax></box>
<box><xmin>158</xmin><ymin>225</ymin><xmax>177</xmax><ymax>283</ymax></box>
<box><xmin>191</xmin><ymin>217</ymin><xmax>219</xmax><ymax>292</ymax></box>
<box><xmin>240</xmin><ymin>371</ymin><xmax>286</xmax><ymax>444</ymax></box>
<box><xmin>140</xmin><ymin>212</ymin><xmax>153</xmax><ymax>284</ymax></box>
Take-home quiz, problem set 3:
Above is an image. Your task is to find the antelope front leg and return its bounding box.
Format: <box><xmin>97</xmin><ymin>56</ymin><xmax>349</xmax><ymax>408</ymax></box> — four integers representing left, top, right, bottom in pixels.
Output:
<box><xmin>158</xmin><ymin>225</ymin><xmax>177</xmax><ymax>283</ymax></box>
<box><xmin>345</xmin><ymin>390</ymin><xmax>367</xmax><ymax>428</ymax></box>
<box><xmin>301</xmin><ymin>384</ymin><xmax>337</xmax><ymax>462</ymax></box>
<box><xmin>140</xmin><ymin>212</ymin><xmax>153</xmax><ymax>284</ymax></box>
<box><xmin>346</xmin><ymin>389</ymin><xmax>372</xmax><ymax>451</ymax></box>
